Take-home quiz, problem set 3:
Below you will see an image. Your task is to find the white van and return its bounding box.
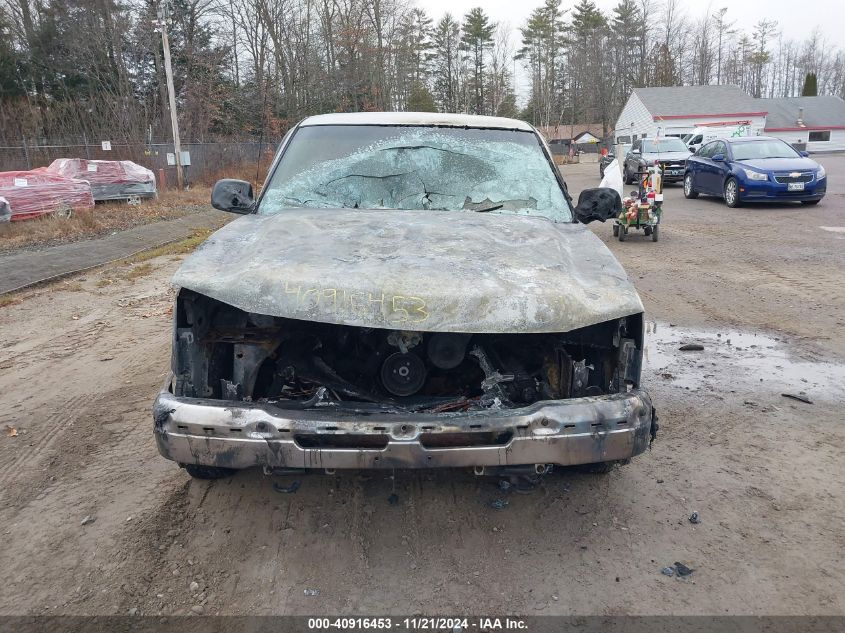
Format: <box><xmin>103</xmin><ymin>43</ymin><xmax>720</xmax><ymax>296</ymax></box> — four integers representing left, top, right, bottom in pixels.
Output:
<box><xmin>684</xmin><ymin>124</ymin><xmax>760</xmax><ymax>153</ymax></box>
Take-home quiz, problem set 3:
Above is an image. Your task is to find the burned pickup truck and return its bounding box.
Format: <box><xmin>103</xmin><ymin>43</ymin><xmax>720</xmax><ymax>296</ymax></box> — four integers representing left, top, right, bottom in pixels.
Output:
<box><xmin>153</xmin><ymin>112</ymin><xmax>656</xmax><ymax>479</ymax></box>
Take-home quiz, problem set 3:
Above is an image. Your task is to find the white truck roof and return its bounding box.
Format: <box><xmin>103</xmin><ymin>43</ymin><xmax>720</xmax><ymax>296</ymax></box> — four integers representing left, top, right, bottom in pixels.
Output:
<box><xmin>300</xmin><ymin>111</ymin><xmax>535</xmax><ymax>131</ymax></box>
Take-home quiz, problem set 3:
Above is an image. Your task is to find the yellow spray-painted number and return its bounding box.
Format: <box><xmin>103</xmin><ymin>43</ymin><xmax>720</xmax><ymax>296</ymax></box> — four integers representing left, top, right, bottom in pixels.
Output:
<box><xmin>284</xmin><ymin>282</ymin><xmax>429</xmax><ymax>324</ymax></box>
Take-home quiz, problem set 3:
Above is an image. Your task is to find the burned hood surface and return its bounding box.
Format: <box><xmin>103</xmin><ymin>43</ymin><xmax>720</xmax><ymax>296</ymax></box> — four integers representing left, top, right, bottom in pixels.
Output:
<box><xmin>173</xmin><ymin>209</ymin><xmax>643</xmax><ymax>333</ymax></box>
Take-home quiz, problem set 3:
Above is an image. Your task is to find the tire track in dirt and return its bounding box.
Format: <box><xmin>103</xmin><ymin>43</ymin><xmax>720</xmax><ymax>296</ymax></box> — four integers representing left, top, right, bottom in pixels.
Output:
<box><xmin>0</xmin><ymin>393</ymin><xmax>90</xmax><ymax>487</ymax></box>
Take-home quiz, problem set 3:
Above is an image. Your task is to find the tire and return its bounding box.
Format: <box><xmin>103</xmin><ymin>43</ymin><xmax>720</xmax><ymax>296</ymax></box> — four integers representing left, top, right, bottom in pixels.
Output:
<box><xmin>612</xmin><ymin>223</ymin><xmax>619</xmax><ymax>237</ymax></box>
<box><xmin>724</xmin><ymin>177</ymin><xmax>741</xmax><ymax>208</ymax></box>
<box><xmin>183</xmin><ymin>464</ymin><xmax>237</xmax><ymax>480</ymax></box>
<box><xmin>801</xmin><ymin>199</ymin><xmax>821</xmax><ymax>206</ymax></box>
<box><xmin>683</xmin><ymin>173</ymin><xmax>699</xmax><ymax>199</ymax></box>
<box><xmin>581</xmin><ymin>461</ymin><xmax>617</xmax><ymax>474</ymax></box>
<box><xmin>618</xmin><ymin>225</ymin><xmax>627</xmax><ymax>242</ymax></box>
<box><xmin>652</xmin><ymin>224</ymin><xmax>659</xmax><ymax>242</ymax></box>
<box><xmin>623</xmin><ymin>165</ymin><xmax>633</xmax><ymax>185</ymax></box>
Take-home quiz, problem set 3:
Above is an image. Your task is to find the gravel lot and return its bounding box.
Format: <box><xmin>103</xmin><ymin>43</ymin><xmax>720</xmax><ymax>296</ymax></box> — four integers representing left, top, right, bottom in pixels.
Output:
<box><xmin>1</xmin><ymin>157</ymin><xmax>843</xmax><ymax>616</ymax></box>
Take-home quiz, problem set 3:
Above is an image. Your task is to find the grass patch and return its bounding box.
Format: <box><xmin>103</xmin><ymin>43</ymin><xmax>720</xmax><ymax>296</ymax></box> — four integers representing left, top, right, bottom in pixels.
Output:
<box><xmin>127</xmin><ymin>229</ymin><xmax>213</xmax><ymax>263</ymax></box>
<box><xmin>0</xmin><ymin>293</ymin><xmax>24</xmax><ymax>308</ymax></box>
<box><xmin>96</xmin><ymin>229</ymin><xmax>213</xmax><ymax>286</ymax></box>
<box><xmin>0</xmin><ymin>187</ymin><xmax>211</xmax><ymax>254</ymax></box>
<box><xmin>116</xmin><ymin>262</ymin><xmax>154</xmax><ymax>281</ymax></box>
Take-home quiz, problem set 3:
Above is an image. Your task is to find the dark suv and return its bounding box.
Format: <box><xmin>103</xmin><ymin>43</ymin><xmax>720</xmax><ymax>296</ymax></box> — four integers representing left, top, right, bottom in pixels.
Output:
<box><xmin>623</xmin><ymin>137</ymin><xmax>692</xmax><ymax>184</ymax></box>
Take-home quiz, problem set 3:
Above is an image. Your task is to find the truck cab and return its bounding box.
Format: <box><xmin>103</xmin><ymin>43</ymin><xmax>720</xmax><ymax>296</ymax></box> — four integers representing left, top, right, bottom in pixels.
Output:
<box><xmin>685</xmin><ymin>124</ymin><xmax>761</xmax><ymax>153</ymax></box>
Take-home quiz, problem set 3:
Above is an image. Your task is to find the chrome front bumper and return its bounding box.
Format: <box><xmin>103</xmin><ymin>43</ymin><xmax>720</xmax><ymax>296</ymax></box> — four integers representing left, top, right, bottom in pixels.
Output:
<box><xmin>153</xmin><ymin>384</ymin><xmax>656</xmax><ymax>470</ymax></box>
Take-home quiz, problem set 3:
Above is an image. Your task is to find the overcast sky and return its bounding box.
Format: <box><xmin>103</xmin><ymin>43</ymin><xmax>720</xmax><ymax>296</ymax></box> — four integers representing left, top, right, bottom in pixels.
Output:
<box><xmin>416</xmin><ymin>0</ymin><xmax>843</xmax><ymax>101</ymax></box>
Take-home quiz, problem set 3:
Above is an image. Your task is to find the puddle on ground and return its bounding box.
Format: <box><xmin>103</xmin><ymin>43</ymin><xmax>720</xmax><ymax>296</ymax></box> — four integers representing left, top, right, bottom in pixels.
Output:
<box><xmin>643</xmin><ymin>322</ymin><xmax>845</xmax><ymax>402</ymax></box>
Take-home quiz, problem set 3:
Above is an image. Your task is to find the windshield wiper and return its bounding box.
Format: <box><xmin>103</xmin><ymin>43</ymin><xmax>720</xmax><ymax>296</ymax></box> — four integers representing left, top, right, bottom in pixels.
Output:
<box><xmin>473</xmin><ymin>204</ymin><xmax>504</xmax><ymax>213</ymax></box>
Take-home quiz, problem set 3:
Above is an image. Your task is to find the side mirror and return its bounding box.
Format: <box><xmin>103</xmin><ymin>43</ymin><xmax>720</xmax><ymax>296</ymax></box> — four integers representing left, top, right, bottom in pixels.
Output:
<box><xmin>211</xmin><ymin>179</ymin><xmax>255</xmax><ymax>214</ymax></box>
<box><xmin>800</xmin><ymin>151</ymin><xmax>809</xmax><ymax>157</ymax></box>
<box><xmin>712</xmin><ymin>153</ymin><xmax>725</xmax><ymax>162</ymax></box>
<box><xmin>574</xmin><ymin>187</ymin><xmax>621</xmax><ymax>224</ymax></box>
<box><xmin>632</xmin><ymin>148</ymin><xmax>641</xmax><ymax>155</ymax></box>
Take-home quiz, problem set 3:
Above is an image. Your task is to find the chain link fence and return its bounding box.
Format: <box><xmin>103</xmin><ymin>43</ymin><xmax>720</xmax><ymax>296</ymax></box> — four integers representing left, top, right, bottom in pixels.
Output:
<box><xmin>0</xmin><ymin>140</ymin><xmax>280</xmax><ymax>187</ymax></box>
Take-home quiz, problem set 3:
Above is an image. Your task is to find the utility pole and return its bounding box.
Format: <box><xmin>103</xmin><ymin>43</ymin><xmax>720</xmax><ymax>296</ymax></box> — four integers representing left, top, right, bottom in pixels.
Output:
<box><xmin>158</xmin><ymin>1</ymin><xmax>183</xmax><ymax>189</ymax></box>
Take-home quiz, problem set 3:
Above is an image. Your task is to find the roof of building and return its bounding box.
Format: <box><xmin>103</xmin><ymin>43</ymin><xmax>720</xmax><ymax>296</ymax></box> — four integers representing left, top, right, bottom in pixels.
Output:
<box><xmin>760</xmin><ymin>96</ymin><xmax>845</xmax><ymax>130</ymax></box>
<box><xmin>633</xmin><ymin>85</ymin><xmax>765</xmax><ymax>119</ymax></box>
<box><xmin>300</xmin><ymin>112</ymin><xmax>534</xmax><ymax>131</ymax></box>
<box><xmin>536</xmin><ymin>123</ymin><xmax>606</xmax><ymax>141</ymax></box>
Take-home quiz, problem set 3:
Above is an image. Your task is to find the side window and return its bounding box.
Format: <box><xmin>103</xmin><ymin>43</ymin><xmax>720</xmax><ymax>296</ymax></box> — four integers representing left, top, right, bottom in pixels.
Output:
<box><xmin>692</xmin><ymin>135</ymin><xmax>703</xmax><ymax>144</ymax></box>
<box><xmin>631</xmin><ymin>140</ymin><xmax>641</xmax><ymax>153</ymax></box>
<box><xmin>697</xmin><ymin>142</ymin><xmax>714</xmax><ymax>158</ymax></box>
<box><xmin>808</xmin><ymin>130</ymin><xmax>830</xmax><ymax>142</ymax></box>
<box><xmin>713</xmin><ymin>141</ymin><xmax>727</xmax><ymax>156</ymax></box>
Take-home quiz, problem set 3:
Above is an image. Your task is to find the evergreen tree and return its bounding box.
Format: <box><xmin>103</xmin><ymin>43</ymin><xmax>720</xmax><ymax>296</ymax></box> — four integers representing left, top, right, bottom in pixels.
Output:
<box><xmin>407</xmin><ymin>83</ymin><xmax>437</xmax><ymax>111</ymax></box>
<box><xmin>461</xmin><ymin>7</ymin><xmax>494</xmax><ymax>115</ymax></box>
<box><xmin>431</xmin><ymin>13</ymin><xmax>462</xmax><ymax>112</ymax></box>
<box><xmin>802</xmin><ymin>72</ymin><xmax>818</xmax><ymax>96</ymax></box>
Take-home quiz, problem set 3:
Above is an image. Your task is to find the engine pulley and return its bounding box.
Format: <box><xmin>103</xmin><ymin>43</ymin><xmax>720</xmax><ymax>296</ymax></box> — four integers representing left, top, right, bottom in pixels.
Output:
<box><xmin>427</xmin><ymin>333</ymin><xmax>471</xmax><ymax>370</ymax></box>
<box><xmin>381</xmin><ymin>352</ymin><xmax>427</xmax><ymax>397</ymax></box>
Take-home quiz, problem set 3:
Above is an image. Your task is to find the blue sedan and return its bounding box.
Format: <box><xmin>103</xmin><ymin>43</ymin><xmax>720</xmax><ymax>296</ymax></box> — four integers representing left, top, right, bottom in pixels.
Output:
<box><xmin>683</xmin><ymin>137</ymin><xmax>826</xmax><ymax>207</ymax></box>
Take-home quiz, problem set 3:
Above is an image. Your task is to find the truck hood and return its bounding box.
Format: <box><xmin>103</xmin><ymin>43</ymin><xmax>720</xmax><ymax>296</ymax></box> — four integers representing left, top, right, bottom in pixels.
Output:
<box><xmin>642</xmin><ymin>150</ymin><xmax>691</xmax><ymax>161</ymax></box>
<box><xmin>173</xmin><ymin>209</ymin><xmax>643</xmax><ymax>334</ymax></box>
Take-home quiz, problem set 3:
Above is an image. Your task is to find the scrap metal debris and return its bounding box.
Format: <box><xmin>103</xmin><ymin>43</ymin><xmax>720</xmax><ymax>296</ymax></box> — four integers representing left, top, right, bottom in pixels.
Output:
<box><xmin>781</xmin><ymin>393</ymin><xmax>813</xmax><ymax>405</ymax></box>
<box><xmin>80</xmin><ymin>515</ymin><xmax>96</xmax><ymax>526</ymax></box>
<box><xmin>489</xmin><ymin>499</ymin><xmax>509</xmax><ymax>510</ymax></box>
<box><xmin>678</xmin><ymin>343</ymin><xmax>704</xmax><ymax>351</ymax></box>
<box><xmin>688</xmin><ymin>511</ymin><xmax>701</xmax><ymax>524</ymax></box>
<box><xmin>661</xmin><ymin>562</ymin><xmax>695</xmax><ymax>577</ymax></box>
<box><xmin>303</xmin><ymin>588</ymin><xmax>320</xmax><ymax>597</ymax></box>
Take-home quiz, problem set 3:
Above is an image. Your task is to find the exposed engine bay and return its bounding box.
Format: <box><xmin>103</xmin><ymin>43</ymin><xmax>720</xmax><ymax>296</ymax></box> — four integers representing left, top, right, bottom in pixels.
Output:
<box><xmin>172</xmin><ymin>289</ymin><xmax>643</xmax><ymax>412</ymax></box>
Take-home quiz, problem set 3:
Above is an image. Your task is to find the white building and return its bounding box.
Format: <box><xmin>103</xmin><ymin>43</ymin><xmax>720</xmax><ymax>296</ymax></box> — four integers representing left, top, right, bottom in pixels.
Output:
<box><xmin>760</xmin><ymin>96</ymin><xmax>845</xmax><ymax>152</ymax></box>
<box><xmin>614</xmin><ymin>85</ymin><xmax>766</xmax><ymax>143</ymax></box>
<box><xmin>615</xmin><ymin>85</ymin><xmax>845</xmax><ymax>153</ymax></box>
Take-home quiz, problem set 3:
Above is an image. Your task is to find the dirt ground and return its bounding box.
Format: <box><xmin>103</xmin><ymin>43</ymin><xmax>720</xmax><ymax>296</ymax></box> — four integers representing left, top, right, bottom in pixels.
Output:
<box><xmin>1</xmin><ymin>157</ymin><xmax>844</xmax><ymax>617</ymax></box>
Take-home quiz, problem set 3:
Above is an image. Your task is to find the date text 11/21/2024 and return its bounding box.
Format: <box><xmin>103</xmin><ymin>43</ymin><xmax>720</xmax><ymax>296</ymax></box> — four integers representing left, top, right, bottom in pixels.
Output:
<box><xmin>307</xmin><ymin>617</ymin><xmax>529</xmax><ymax>631</ymax></box>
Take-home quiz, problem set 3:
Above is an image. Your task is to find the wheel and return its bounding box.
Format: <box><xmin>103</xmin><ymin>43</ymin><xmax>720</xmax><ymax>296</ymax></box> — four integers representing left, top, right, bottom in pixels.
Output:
<box><xmin>183</xmin><ymin>464</ymin><xmax>237</xmax><ymax>480</ymax></box>
<box><xmin>644</xmin><ymin>226</ymin><xmax>652</xmax><ymax>236</ymax></box>
<box><xmin>612</xmin><ymin>223</ymin><xmax>619</xmax><ymax>237</ymax></box>
<box><xmin>652</xmin><ymin>225</ymin><xmax>659</xmax><ymax>242</ymax></box>
<box><xmin>618</xmin><ymin>225</ymin><xmax>627</xmax><ymax>242</ymax></box>
<box><xmin>623</xmin><ymin>165</ymin><xmax>632</xmax><ymax>185</ymax></box>
<box><xmin>581</xmin><ymin>461</ymin><xmax>617</xmax><ymax>474</ymax></box>
<box><xmin>683</xmin><ymin>173</ymin><xmax>699</xmax><ymax>199</ymax></box>
<box><xmin>724</xmin><ymin>177</ymin><xmax>741</xmax><ymax>208</ymax></box>
<box><xmin>801</xmin><ymin>200</ymin><xmax>821</xmax><ymax>205</ymax></box>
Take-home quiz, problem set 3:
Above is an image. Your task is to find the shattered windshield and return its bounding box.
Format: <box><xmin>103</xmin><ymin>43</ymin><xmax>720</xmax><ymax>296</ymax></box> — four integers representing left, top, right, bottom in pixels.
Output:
<box><xmin>642</xmin><ymin>138</ymin><xmax>689</xmax><ymax>153</ymax></box>
<box><xmin>259</xmin><ymin>125</ymin><xmax>572</xmax><ymax>221</ymax></box>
